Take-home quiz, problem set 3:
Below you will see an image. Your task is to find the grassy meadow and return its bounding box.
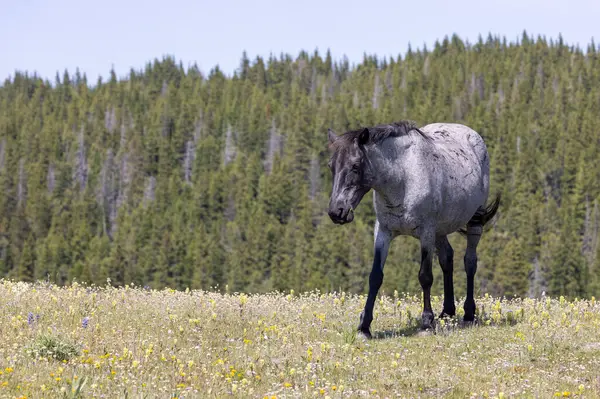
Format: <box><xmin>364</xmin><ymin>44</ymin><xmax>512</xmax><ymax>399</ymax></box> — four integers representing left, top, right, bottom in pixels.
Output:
<box><xmin>1</xmin><ymin>279</ymin><xmax>600</xmax><ymax>398</ymax></box>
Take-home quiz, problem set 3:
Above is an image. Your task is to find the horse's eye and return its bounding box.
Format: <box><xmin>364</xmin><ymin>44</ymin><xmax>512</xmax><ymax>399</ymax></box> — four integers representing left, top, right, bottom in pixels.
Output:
<box><xmin>351</xmin><ymin>164</ymin><xmax>360</xmax><ymax>173</ymax></box>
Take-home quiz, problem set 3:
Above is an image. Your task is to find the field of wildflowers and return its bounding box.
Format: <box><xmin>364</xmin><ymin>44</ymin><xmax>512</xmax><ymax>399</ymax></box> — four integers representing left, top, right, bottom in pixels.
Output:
<box><xmin>1</xmin><ymin>279</ymin><xmax>599</xmax><ymax>398</ymax></box>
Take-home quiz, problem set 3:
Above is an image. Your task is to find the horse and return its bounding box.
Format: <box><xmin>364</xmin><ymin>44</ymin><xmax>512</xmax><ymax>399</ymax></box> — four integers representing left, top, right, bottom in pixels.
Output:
<box><xmin>326</xmin><ymin>120</ymin><xmax>500</xmax><ymax>338</ymax></box>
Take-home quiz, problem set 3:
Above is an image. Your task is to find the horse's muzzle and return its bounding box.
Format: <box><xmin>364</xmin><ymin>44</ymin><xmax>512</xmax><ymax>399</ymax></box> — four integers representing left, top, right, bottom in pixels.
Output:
<box><xmin>328</xmin><ymin>207</ymin><xmax>354</xmax><ymax>224</ymax></box>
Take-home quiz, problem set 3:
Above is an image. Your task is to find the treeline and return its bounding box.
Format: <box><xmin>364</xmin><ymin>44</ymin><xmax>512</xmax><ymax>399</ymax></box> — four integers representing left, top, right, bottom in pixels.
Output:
<box><xmin>1</xmin><ymin>32</ymin><xmax>600</xmax><ymax>299</ymax></box>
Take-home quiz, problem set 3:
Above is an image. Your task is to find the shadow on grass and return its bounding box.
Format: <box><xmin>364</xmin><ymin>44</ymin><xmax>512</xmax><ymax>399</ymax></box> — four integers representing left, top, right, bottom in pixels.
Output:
<box><xmin>370</xmin><ymin>316</ymin><xmax>519</xmax><ymax>340</ymax></box>
<box><xmin>371</xmin><ymin>324</ymin><xmax>423</xmax><ymax>339</ymax></box>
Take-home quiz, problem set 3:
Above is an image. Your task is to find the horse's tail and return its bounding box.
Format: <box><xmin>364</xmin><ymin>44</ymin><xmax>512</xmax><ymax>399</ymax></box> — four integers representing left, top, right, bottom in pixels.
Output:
<box><xmin>457</xmin><ymin>193</ymin><xmax>501</xmax><ymax>236</ymax></box>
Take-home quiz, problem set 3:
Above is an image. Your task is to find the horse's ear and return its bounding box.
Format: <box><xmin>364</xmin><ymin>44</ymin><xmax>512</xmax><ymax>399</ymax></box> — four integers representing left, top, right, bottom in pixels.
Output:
<box><xmin>328</xmin><ymin>128</ymin><xmax>337</xmax><ymax>144</ymax></box>
<box><xmin>358</xmin><ymin>128</ymin><xmax>369</xmax><ymax>146</ymax></box>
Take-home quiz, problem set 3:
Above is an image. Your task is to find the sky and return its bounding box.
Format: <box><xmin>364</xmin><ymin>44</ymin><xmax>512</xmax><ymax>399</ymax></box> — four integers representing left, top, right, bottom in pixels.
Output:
<box><xmin>1</xmin><ymin>0</ymin><xmax>599</xmax><ymax>83</ymax></box>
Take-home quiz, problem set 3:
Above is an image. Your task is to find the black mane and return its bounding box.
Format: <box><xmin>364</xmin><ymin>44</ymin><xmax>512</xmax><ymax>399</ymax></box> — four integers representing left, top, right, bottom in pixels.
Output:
<box><xmin>334</xmin><ymin>120</ymin><xmax>427</xmax><ymax>148</ymax></box>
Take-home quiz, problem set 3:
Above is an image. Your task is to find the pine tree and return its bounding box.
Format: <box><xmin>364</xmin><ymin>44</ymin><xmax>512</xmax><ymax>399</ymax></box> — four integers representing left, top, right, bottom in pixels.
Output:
<box><xmin>17</xmin><ymin>234</ymin><xmax>35</xmax><ymax>282</ymax></box>
<box><xmin>1</xmin><ymin>38</ymin><xmax>600</xmax><ymax>299</ymax></box>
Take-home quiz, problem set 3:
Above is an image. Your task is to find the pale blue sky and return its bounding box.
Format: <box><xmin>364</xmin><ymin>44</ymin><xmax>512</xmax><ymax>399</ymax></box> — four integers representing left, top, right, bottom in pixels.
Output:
<box><xmin>1</xmin><ymin>0</ymin><xmax>599</xmax><ymax>83</ymax></box>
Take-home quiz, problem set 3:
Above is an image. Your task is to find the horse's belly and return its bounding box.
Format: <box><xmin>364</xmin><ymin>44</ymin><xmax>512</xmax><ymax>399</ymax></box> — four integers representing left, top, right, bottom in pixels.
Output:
<box><xmin>435</xmin><ymin>185</ymin><xmax>486</xmax><ymax>234</ymax></box>
<box><xmin>435</xmin><ymin>212</ymin><xmax>475</xmax><ymax>235</ymax></box>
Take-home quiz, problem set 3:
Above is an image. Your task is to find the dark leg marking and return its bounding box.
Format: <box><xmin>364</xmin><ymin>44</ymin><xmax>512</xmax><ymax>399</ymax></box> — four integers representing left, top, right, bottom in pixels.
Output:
<box><xmin>436</xmin><ymin>235</ymin><xmax>456</xmax><ymax>318</ymax></box>
<box><xmin>464</xmin><ymin>225</ymin><xmax>482</xmax><ymax>322</ymax></box>
<box><xmin>419</xmin><ymin>246</ymin><xmax>435</xmax><ymax>329</ymax></box>
<box><xmin>358</xmin><ymin>224</ymin><xmax>391</xmax><ymax>338</ymax></box>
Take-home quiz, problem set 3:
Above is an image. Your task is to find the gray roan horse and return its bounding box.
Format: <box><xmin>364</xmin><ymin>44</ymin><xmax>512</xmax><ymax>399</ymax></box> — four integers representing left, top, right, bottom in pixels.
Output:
<box><xmin>326</xmin><ymin>120</ymin><xmax>500</xmax><ymax>338</ymax></box>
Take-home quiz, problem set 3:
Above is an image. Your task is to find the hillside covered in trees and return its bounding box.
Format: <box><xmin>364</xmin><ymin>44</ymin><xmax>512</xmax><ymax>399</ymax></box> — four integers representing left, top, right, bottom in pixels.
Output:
<box><xmin>1</xmin><ymin>32</ymin><xmax>600</xmax><ymax>299</ymax></box>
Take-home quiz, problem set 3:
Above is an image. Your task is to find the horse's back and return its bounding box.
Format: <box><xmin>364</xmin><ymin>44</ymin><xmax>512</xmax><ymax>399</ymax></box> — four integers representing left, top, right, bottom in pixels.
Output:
<box><xmin>422</xmin><ymin>122</ymin><xmax>487</xmax><ymax>154</ymax></box>
<box><xmin>421</xmin><ymin>122</ymin><xmax>490</xmax><ymax>178</ymax></box>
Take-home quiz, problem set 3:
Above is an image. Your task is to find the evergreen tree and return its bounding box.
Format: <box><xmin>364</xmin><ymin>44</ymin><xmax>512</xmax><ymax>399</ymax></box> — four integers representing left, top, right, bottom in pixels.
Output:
<box><xmin>0</xmin><ymin>36</ymin><xmax>599</xmax><ymax>298</ymax></box>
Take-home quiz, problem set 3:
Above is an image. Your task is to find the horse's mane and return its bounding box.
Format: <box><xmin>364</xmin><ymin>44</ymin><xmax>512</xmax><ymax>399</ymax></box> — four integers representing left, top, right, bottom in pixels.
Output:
<box><xmin>331</xmin><ymin>120</ymin><xmax>428</xmax><ymax>150</ymax></box>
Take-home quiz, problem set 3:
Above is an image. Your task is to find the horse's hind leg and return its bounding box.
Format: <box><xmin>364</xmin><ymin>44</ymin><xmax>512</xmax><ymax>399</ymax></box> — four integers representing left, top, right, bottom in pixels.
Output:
<box><xmin>463</xmin><ymin>224</ymin><xmax>482</xmax><ymax>322</ymax></box>
<box><xmin>419</xmin><ymin>230</ymin><xmax>435</xmax><ymax>329</ymax></box>
<box><xmin>435</xmin><ymin>235</ymin><xmax>456</xmax><ymax>318</ymax></box>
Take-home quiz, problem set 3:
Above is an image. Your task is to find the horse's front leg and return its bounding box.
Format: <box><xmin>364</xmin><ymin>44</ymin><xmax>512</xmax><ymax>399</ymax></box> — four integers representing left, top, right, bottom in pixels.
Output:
<box><xmin>419</xmin><ymin>231</ymin><xmax>435</xmax><ymax>329</ymax></box>
<box><xmin>357</xmin><ymin>220</ymin><xmax>392</xmax><ymax>339</ymax></box>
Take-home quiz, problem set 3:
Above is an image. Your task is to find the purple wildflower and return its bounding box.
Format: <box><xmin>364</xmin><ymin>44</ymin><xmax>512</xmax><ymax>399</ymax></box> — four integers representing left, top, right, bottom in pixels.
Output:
<box><xmin>82</xmin><ymin>317</ymin><xmax>90</xmax><ymax>329</ymax></box>
<box><xmin>27</xmin><ymin>312</ymin><xmax>34</xmax><ymax>325</ymax></box>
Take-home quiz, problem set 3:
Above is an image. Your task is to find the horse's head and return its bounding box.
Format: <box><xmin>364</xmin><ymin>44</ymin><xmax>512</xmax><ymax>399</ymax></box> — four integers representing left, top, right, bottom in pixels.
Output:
<box><xmin>326</xmin><ymin>127</ymin><xmax>373</xmax><ymax>225</ymax></box>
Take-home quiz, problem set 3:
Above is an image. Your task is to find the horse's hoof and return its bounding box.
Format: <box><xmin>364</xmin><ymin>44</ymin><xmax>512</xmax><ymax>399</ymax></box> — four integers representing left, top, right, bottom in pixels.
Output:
<box><xmin>357</xmin><ymin>329</ymin><xmax>372</xmax><ymax>340</ymax></box>
<box><xmin>460</xmin><ymin>320</ymin><xmax>474</xmax><ymax>329</ymax></box>
<box><xmin>421</xmin><ymin>312</ymin><xmax>435</xmax><ymax>330</ymax></box>
<box><xmin>439</xmin><ymin>311</ymin><xmax>455</xmax><ymax>319</ymax></box>
<box><xmin>463</xmin><ymin>301</ymin><xmax>476</xmax><ymax>321</ymax></box>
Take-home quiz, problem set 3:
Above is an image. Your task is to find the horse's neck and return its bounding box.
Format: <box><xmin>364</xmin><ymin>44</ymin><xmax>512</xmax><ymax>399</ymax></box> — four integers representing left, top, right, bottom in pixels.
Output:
<box><xmin>367</xmin><ymin>140</ymin><xmax>411</xmax><ymax>205</ymax></box>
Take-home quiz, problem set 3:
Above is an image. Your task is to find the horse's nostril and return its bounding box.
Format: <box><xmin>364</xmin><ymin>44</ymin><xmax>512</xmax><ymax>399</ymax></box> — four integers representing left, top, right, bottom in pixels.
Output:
<box><xmin>338</xmin><ymin>208</ymin><xmax>344</xmax><ymax>218</ymax></box>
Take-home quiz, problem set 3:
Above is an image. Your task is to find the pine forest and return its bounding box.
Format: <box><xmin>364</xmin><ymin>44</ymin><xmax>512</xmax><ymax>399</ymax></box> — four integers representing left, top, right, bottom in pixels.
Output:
<box><xmin>2</xmin><ymin>32</ymin><xmax>600</xmax><ymax>300</ymax></box>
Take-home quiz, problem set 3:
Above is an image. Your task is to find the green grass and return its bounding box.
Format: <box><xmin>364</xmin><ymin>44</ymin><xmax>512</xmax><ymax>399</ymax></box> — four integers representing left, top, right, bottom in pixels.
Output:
<box><xmin>1</xmin><ymin>279</ymin><xmax>600</xmax><ymax>398</ymax></box>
